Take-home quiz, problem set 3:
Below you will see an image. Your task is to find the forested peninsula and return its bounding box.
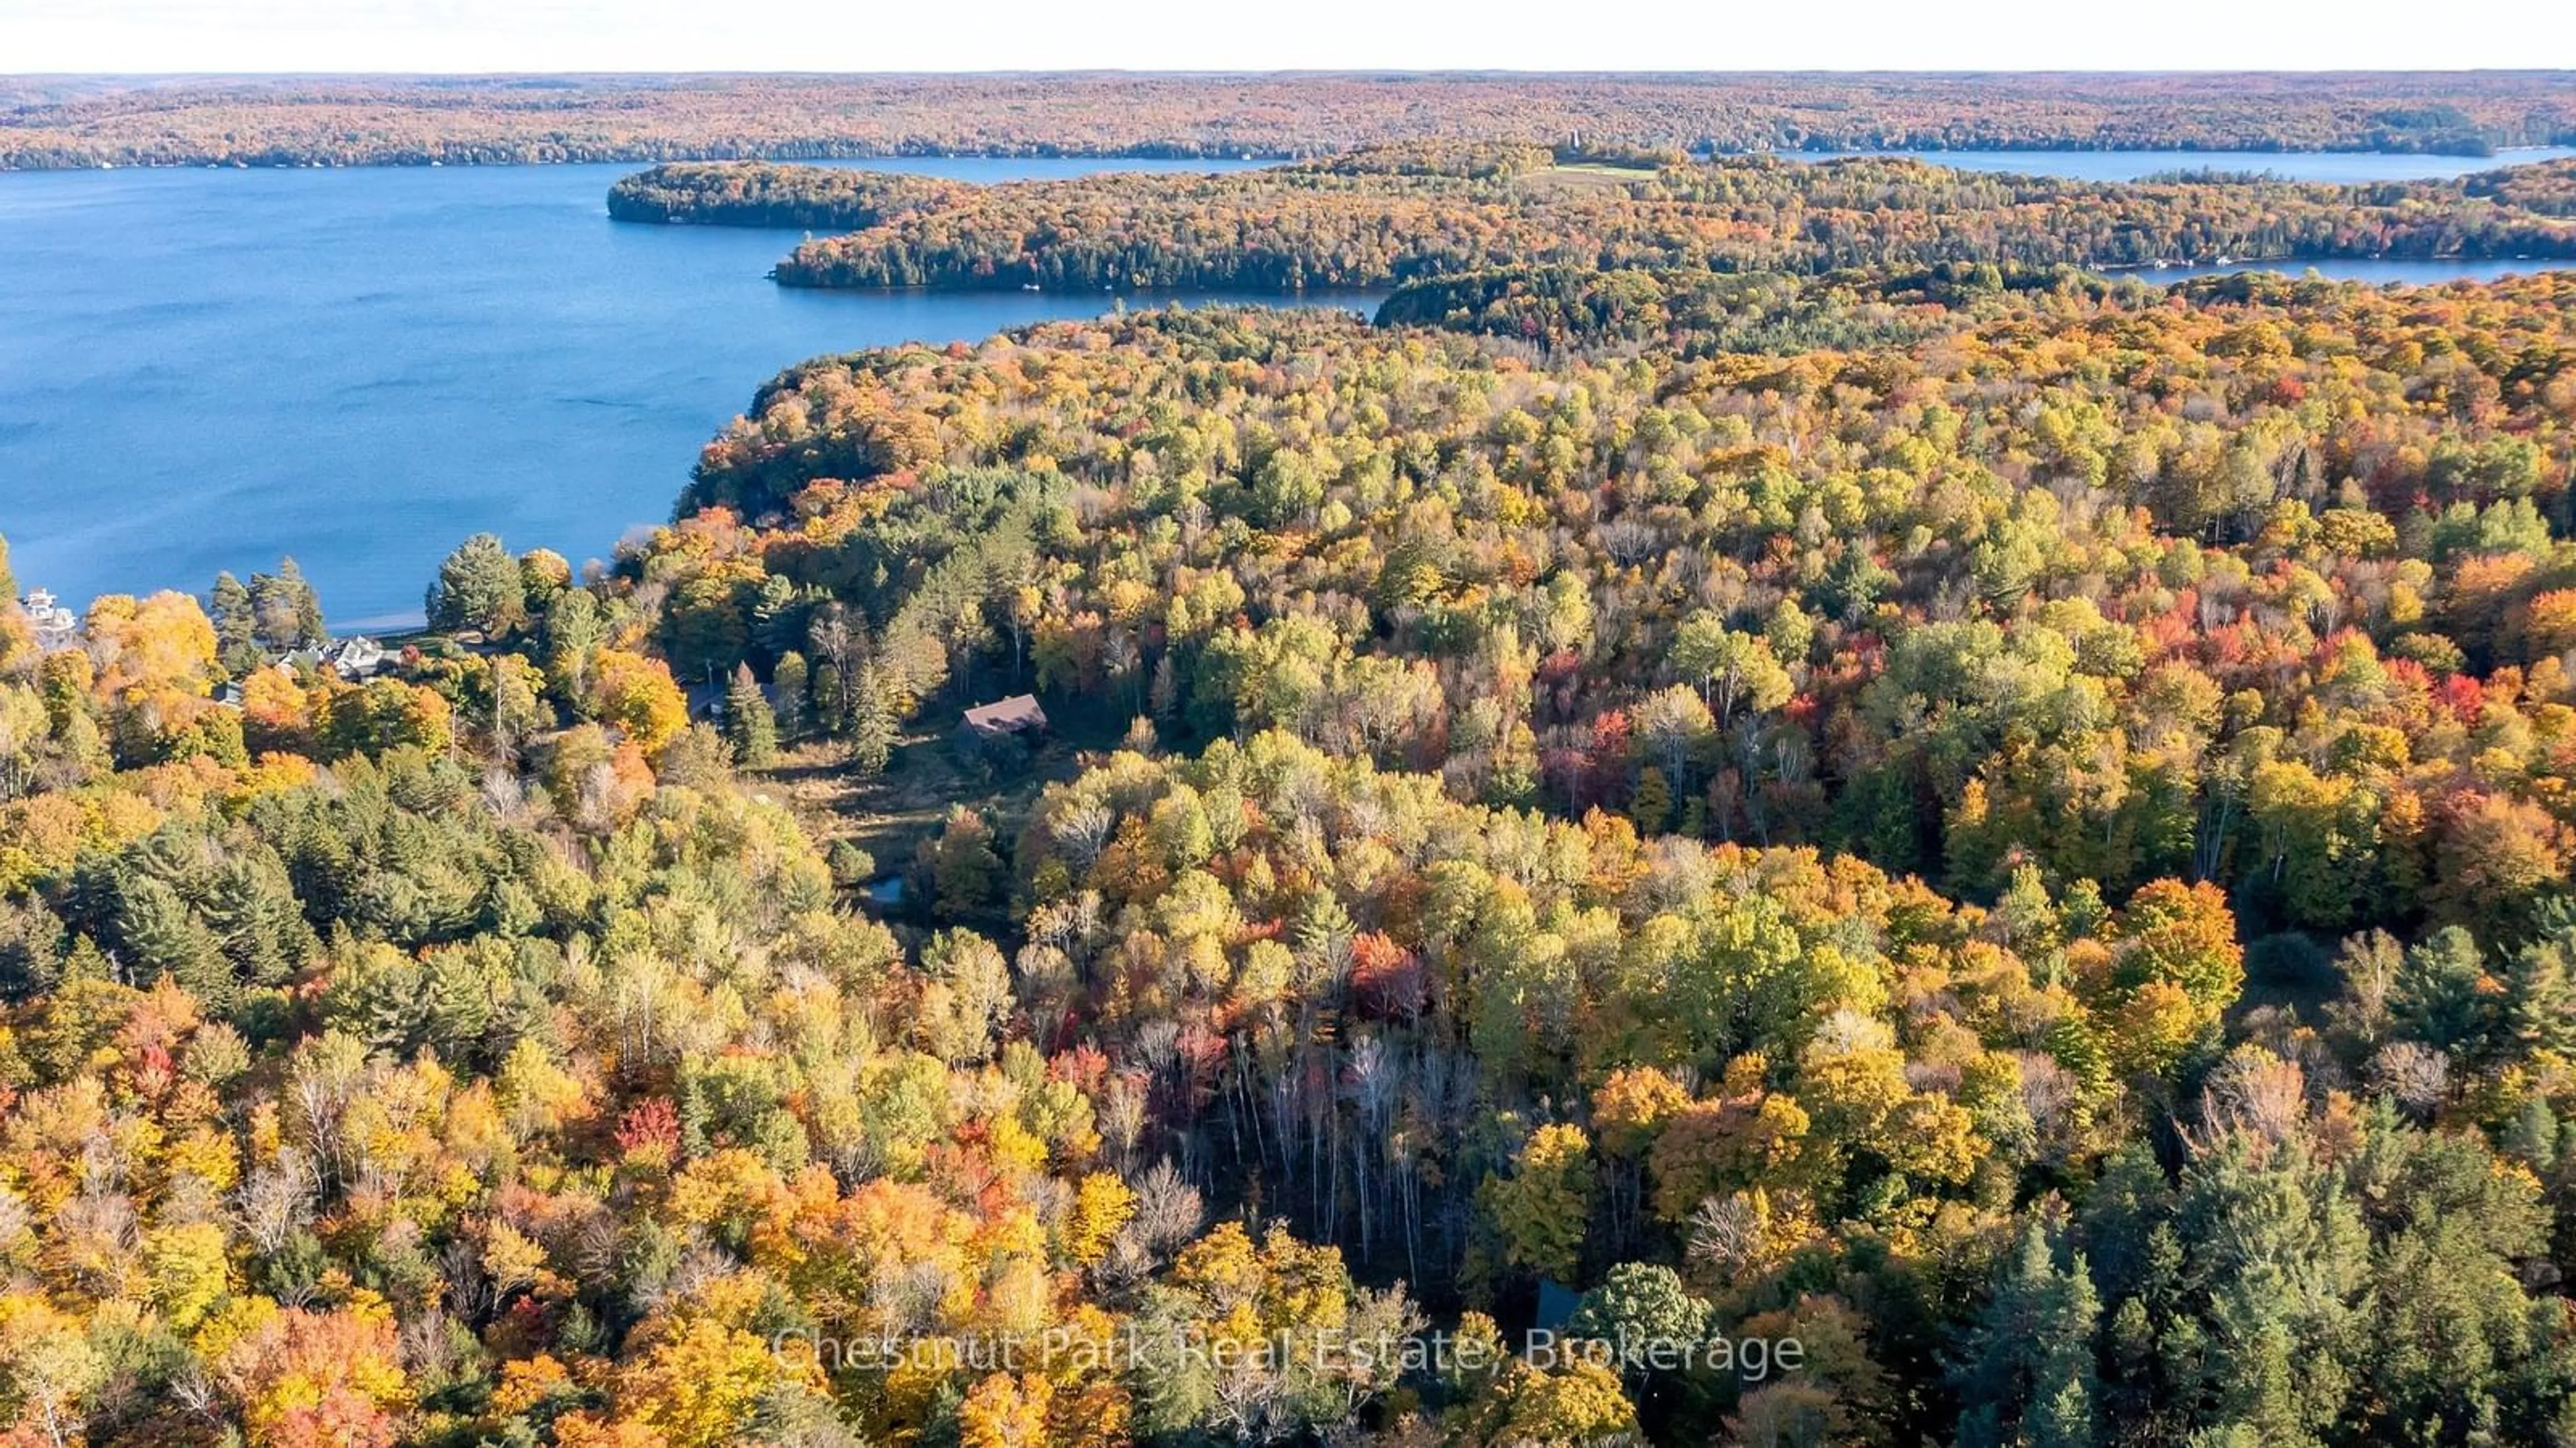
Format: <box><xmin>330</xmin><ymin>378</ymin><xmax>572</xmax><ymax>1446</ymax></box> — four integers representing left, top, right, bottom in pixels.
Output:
<box><xmin>602</xmin><ymin>148</ymin><xmax>2576</xmax><ymax>294</ymax></box>
<box><xmin>604</xmin><ymin>164</ymin><xmax>969</xmax><ymax>230</ymax></box>
<box><xmin>7</xmin><ymin>70</ymin><xmax>2576</xmax><ymax>169</ymax></box>
<box><xmin>9</xmin><ymin>125</ymin><xmax>2576</xmax><ymax>1448</ymax></box>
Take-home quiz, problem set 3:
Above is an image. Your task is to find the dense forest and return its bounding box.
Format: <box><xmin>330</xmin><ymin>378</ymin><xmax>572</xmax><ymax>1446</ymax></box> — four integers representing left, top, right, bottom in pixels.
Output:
<box><xmin>2466</xmin><ymin>158</ymin><xmax>2576</xmax><ymax>216</ymax></box>
<box><xmin>9</xmin><ymin>138</ymin><xmax>2576</xmax><ymax>1448</ymax></box>
<box><xmin>7</xmin><ymin>71</ymin><xmax>2576</xmax><ymax>170</ymax></box>
<box><xmin>605</xmin><ymin>164</ymin><xmax>969</xmax><ymax>231</ymax></box>
<box><xmin>691</xmin><ymin>150</ymin><xmax>2576</xmax><ymax>292</ymax></box>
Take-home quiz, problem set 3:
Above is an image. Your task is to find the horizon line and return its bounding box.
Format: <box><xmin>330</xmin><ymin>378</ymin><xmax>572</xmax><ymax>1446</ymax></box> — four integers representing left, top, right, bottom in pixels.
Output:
<box><xmin>13</xmin><ymin>66</ymin><xmax>2576</xmax><ymax>79</ymax></box>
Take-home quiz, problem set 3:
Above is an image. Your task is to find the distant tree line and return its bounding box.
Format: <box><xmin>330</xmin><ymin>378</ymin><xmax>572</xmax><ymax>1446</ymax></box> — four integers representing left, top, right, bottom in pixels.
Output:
<box><xmin>7</xmin><ymin>71</ymin><xmax>2575</xmax><ymax>170</ymax></box>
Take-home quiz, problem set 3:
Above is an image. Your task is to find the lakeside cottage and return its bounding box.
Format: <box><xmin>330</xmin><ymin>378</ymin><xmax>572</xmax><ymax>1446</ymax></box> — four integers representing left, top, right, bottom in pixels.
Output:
<box><xmin>325</xmin><ymin>635</ymin><xmax>388</xmax><ymax>677</ymax></box>
<box><xmin>21</xmin><ymin>588</ymin><xmax>78</xmax><ymax>652</ymax></box>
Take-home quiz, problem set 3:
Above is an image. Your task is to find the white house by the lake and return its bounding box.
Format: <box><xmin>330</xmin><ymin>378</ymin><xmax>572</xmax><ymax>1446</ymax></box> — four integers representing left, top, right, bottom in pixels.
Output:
<box><xmin>325</xmin><ymin>635</ymin><xmax>389</xmax><ymax>678</ymax></box>
<box><xmin>20</xmin><ymin>588</ymin><xmax>78</xmax><ymax>652</ymax></box>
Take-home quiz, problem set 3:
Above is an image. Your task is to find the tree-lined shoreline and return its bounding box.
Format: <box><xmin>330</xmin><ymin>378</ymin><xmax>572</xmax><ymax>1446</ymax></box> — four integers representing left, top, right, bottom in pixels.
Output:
<box><xmin>7</xmin><ymin>70</ymin><xmax>2576</xmax><ymax>170</ymax></box>
<box><xmin>590</xmin><ymin>149</ymin><xmax>2576</xmax><ymax>295</ymax></box>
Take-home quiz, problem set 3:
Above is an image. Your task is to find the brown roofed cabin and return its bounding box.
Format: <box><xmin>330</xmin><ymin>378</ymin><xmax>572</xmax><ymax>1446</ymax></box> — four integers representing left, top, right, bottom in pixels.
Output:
<box><xmin>961</xmin><ymin>694</ymin><xmax>1049</xmax><ymax>737</ymax></box>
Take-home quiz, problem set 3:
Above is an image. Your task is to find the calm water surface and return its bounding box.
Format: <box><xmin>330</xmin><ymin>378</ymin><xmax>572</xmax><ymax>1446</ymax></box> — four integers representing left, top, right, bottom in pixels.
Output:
<box><xmin>0</xmin><ymin>158</ymin><xmax>1362</xmax><ymax>627</ymax></box>
<box><xmin>2118</xmin><ymin>257</ymin><xmax>2574</xmax><ymax>286</ymax></box>
<box><xmin>5</xmin><ymin>152</ymin><xmax>2570</xmax><ymax>624</ymax></box>
<box><xmin>1809</xmin><ymin>146</ymin><xmax>2576</xmax><ymax>182</ymax></box>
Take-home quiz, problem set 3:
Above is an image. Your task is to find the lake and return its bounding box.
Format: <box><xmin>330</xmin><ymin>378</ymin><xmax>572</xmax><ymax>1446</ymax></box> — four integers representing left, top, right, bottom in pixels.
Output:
<box><xmin>2116</xmin><ymin>257</ymin><xmax>2576</xmax><ymax>287</ymax></box>
<box><xmin>0</xmin><ymin>157</ymin><xmax>1367</xmax><ymax>629</ymax></box>
<box><xmin>1805</xmin><ymin>146</ymin><xmax>2576</xmax><ymax>183</ymax></box>
<box><xmin>3</xmin><ymin>152</ymin><xmax>2571</xmax><ymax>625</ymax></box>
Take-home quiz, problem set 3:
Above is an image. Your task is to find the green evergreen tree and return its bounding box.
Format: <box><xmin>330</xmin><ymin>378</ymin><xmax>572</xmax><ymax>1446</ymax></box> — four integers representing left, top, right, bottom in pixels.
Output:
<box><xmin>2504</xmin><ymin>941</ymin><xmax>2576</xmax><ymax>1057</ymax></box>
<box><xmin>286</xmin><ymin>558</ymin><xmax>327</xmax><ymax>645</ymax></box>
<box><xmin>210</xmin><ymin>572</ymin><xmax>261</xmax><ymax>672</ymax></box>
<box><xmin>2174</xmin><ymin>1135</ymin><xmax>2367</xmax><ymax>1445</ymax></box>
<box><xmin>751</xmin><ymin>573</ymin><xmax>806</xmax><ymax>662</ymax></box>
<box><xmin>427</xmin><ymin>533</ymin><xmax>527</xmax><ymax>637</ymax></box>
<box><xmin>810</xmin><ymin>659</ymin><xmax>845</xmax><ymax>737</ymax></box>
<box><xmin>113</xmin><ymin>874</ymin><xmax>232</xmax><ymax>1011</ymax></box>
<box><xmin>2392</xmin><ymin>927</ymin><xmax>2493</xmax><ymax>1055</ymax></box>
<box><xmin>0</xmin><ymin>896</ymin><xmax>66</xmax><ymax>1001</ymax></box>
<box><xmin>201</xmin><ymin>851</ymin><xmax>313</xmax><ymax>988</ymax></box>
<box><xmin>847</xmin><ymin>662</ymin><xmax>896</xmax><ymax>775</ymax></box>
<box><xmin>1566</xmin><ymin>1261</ymin><xmax>1707</xmax><ymax>1363</ymax></box>
<box><xmin>250</xmin><ymin>558</ymin><xmax>327</xmax><ymax>650</ymax></box>
<box><xmin>1953</xmin><ymin>1220</ymin><xmax>2101</xmax><ymax>1448</ymax></box>
<box><xmin>918</xmin><ymin>806</ymin><xmax>1004</xmax><ymax>920</ymax></box>
<box><xmin>722</xmin><ymin>664</ymin><xmax>778</xmax><ymax>768</ymax></box>
<box><xmin>772</xmin><ymin>651</ymin><xmax>809</xmax><ymax>741</ymax></box>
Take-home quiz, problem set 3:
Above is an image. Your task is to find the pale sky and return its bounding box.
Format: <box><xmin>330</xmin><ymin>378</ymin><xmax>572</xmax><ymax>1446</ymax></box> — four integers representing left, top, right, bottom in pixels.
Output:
<box><xmin>9</xmin><ymin>0</ymin><xmax>2573</xmax><ymax>72</ymax></box>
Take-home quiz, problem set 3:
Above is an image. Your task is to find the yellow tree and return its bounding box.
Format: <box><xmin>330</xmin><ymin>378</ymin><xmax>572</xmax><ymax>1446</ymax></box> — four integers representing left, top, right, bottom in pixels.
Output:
<box><xmin>85</xmin><ymin>590</ymin><xmax>219</xmax><ymax>707</ymax></box>
<box><xmin>0</xmin><ymin>1292</ymin><xmax>101</xmax><ymax>1448</ymax></box>
<box><xmin>1484</xmin><ymin>1123</ymin><xmax>1595</xmax><ymax>1280</ymax></box>
<box><xmin>213</xmin><ymin>1297</ymin><xmax>413</xmax><ymax>1448</ymax></box>
<box><xmin>961</xmin><ymin>1372</ymin><xmax>1055</xmax><ymax>1448</ymax></box>
<box><xmin>589</xmin><ymin>648</ymin><xmax>690</xmax><ymax>757</ymax></box>
<box><xmin>1450</xmin><ymin>1358</ymin><xmax>1638</xmax><ymax>1448</ymax></box>
<box><xmin>602</xmin><ymin>1274</ymin><xmax>821</xmax><ymax>1448</ymax></box>
<box><xmin>1061</xmin><ymin>1172</ymin><xmax>1136</xmax><ymax>1268</ymax></box>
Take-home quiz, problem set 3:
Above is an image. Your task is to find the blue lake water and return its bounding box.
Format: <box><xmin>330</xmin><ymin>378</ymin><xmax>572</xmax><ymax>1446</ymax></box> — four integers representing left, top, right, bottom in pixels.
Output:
<box><xmin>1808</xmin><ymin>147</ymin><xmax>2576</xmax><ymax>183</ymax></box>
<box><xmin>0</xmin><ymin>157</ymin><xmax>1363</xmax><ymax>628</ymax></box>
<box><xmin>3</xmin><ymin>151</ymin><xmax>2571</xmax><ymax>625</ymax></box>
<box><xmin>2117</xmin><ymin>257</ymin><xmax>2575</xmax><ymax>286</ymax></box>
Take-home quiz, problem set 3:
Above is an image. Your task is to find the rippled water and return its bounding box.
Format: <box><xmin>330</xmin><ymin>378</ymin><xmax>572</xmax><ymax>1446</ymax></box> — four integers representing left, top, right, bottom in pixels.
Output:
<box><xmin>1807</xmin><ymin>146</ymin><xmax>2576</xmax><ymax>183</ymax></box>
<box><xmin>0</xmin><ymin>157</ymin><xmax>1364</xmax><ymax>626</ymax></box>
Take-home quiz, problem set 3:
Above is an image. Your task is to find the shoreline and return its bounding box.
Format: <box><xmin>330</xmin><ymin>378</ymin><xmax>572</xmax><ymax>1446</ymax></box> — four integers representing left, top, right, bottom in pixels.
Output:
<box><xmin>15</xmin><ymin>141</ymin><xmax>2576</xmax><ymax>175</ymax></box>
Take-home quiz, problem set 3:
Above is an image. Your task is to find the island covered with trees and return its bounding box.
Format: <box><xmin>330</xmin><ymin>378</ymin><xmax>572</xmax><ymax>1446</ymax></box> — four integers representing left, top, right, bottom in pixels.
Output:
<box><xmin>7</xmin><ymin>70</ymin><xmax>2576</xmax><ymax>169</ymax></box>
<box><xmin>605</xmin><ymin>163</ymin><xmax>970</xmax><ymax>231</ymax></box>
<box><xmin>8</xmin><ymin>127</ymin><xmax>2576</xmax><ymax>1448</ymax></box>
<box><xmin>599</xmin><ymin>148</ymin><xmax>2576</xmax><ymax>293</ymax></box>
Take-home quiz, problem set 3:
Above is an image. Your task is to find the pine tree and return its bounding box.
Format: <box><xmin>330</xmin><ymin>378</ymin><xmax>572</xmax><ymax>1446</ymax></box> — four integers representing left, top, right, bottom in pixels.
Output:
<box><xmin>811</xmin><ymin>659</ymin><xmax>845</xmax><ymax>737</ymax></box>
<box><xmin>722</xmin><ymin>664</ymin><xmax>778</xmax><ymax>768</ymax></box>
<box><xmin>250</xmin><ymin>558</ymin><xmax>326</xmax><ymax>651</ymax></box>
<box><xmin>113</xmin><ymin>874</ymin><xmax>231</xmax><ymax>1010</ymax></box>
<box><xmin>210</xmin><ymin>572</ymin><xmax>262</xmax><ymax>672</ymax></box>
<box><xmin>2504</xmin><ymin>941</ymin><xmax>2576</xmax><ymax>1057</ymax></box>
<box><xmin>200</xmin><ymin>851</ymin><xmax>311</xmax><ymax>988</ymax></box>
<box><xmin>427</xmin><ymin>533</ymin><xmax>527</xmax><ymax>637</ymax></box>
<box><xmin>282</xmin><ymin>558</ymin><xmax>327</xmax><ymax>645</ymax></box>
<box><xmin>772</xmin><ymin>651</ymin><xmax>809</xmax><ymax>741</ymax></box>
<box><xmin>751</xmin><ymin>574</ymin><xmax>805</xmax><ymax>661</ymax></box>
<box><xmin>1952</xmin><ymin>1220</ymin><xmax>2102</xmax><ymax>1448</ymax></box>
<box><xmin>847</xmin><ymin>662</ymin><xmax>896</xmax><ymax>775</ymax></box>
